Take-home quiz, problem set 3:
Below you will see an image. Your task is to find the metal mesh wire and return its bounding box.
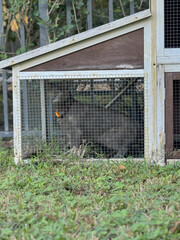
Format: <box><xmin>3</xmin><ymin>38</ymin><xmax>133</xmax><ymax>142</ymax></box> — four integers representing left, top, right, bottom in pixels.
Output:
<box><xmin>20</xmin><ymin>78</ymin><xmax>144</xmax><ymax>159</ymax></box>
<box><xmin>21</xmin><ymin>80</ymin><xmax>42</xmax><ymax>157</ymax></box>
<box><xmin>164</xmin><ymin>0</ymin><xmax>180</xmax><ymax>48</ymax></box>
<box><xmin>173</xmin><ymin>80</ymin><xmax>180</xmax><ymax>149</ymax></box>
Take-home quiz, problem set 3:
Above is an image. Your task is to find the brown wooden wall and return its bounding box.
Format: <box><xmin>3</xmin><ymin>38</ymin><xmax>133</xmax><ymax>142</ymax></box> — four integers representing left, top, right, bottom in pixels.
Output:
<box><xmin>25</xmin><ymin>28</ymin><xmax>144</xmax><ymax>72</ymax></box>
<box><xmin>165</xmin><ymin>72</ymin><xmax>180</xmax><ymax>159</ymax></box>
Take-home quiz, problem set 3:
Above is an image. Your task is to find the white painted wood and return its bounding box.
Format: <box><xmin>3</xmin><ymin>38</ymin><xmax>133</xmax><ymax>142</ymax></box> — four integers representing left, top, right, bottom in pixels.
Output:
<box><xmin>164</xmin><ymin>65</ymin><xmax>180</xmax><ymax>72</ymax></box>
<box><xmin>144</xmin><ymin>20</ymin><xmax>152</xmax><ymax>163</ymax></box>
<box><xmin>40</xmin><ymin>80</ymin><xmax>46</xmax><ymax>141</ymax></box>
<box><xmin>156</xmin><ymin>64</ymin><xmax>165</xmax><ymax>165</ymax></box>
<box><xmin>157</xmin><ymin>56</ymin><xmax>180</xmax><ymax>65</ymax></box>
<box><xmin>150</xmin><ymin>0</ymin><xmax>167</xmax><ymax>165</ymax></box>
<box><xmin>19</xmin><ymin>70</ymin><xmax>145</xmax><ymax>79</ymax></box>
<box><xmin>156</xmin><ymin>0</ymin><xmax>164</xmax><ymax>57</ymax></box>
<box><xmin>156</xmin><ymin>0</ymin><xmax>180</xmax><ymax>59</ymax></box>
<box><xmin>164</xmin><ymin>49</ymin><xmax>180</xmax><ymax>56</ymax></box>
<box><xmin>155</xmin><ymin>0</ymin><xmax>180</xmax><ymax>164</ymax></box>
<box><xmin>155</xmin><ymin>0</ymin><xmax>167</xmax><ymax>165</ymax></box>
<box><xmin>13</xmin><ymin>66</ymin><xmax>22</xmax><ymax>164</ymax></box>
<box><xmin>0</xmin><ymin>9</ymin><xmax>151</xmax><ymax>69</ymax></box>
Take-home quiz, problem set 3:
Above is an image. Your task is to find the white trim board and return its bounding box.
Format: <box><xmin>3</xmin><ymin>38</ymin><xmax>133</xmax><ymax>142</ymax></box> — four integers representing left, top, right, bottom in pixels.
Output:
<box><xmin>157</xmin><ymin>56</ymin><xmax>180</xmax><ymax>65</ymax></box>
<box><xmin>19</xmin><ymin>70</ymin><xmax>145</xmax><ymax>80</ymax></box>
<box><xmin>164</xmin><ymin>65</ymin><xmax>180</xmax><ymax>72</ymax></box>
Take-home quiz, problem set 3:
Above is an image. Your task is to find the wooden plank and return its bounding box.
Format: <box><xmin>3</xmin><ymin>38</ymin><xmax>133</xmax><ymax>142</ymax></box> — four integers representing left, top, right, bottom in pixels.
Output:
<box><xmin>164</xmin><ymin>49</ymin><xmax>180</xmax><ymax>57</ymax></box>
<box><xmin>165</xmin><ymin>73</ymin><xmax>174</xmax><ymax>158</ymax></box>
<box><xmin>19</xmin><ymin>70</ymin><xmax>145</xmax><ymax>79</ymax></box>
<box><xmin>156</xmin><ymin>65</ymin><xmax>166</xmax><ymax>165</ymax></box>
<box><xmin>13</xmin><ymin>66</ymin><xmax>22</xmax><ymax>164</ymax></box>
<box><xmin>165</xmin><ymin>73</ymin><xmax>180</xmax><ymax>159</ymax></box>
<box><xmin>156</xmin><ymin>0</ymin><xmax>164</xmax><ymax>56</ymax></box>
<box><xmin>143</xmin><ymin>20</ymin><xmax>152</xmax><ymax>163</ymax></box>
<box><xmin>0</xmin><ymin>9</ymin><xmax>151</xmax><ymax>69</ymax></box>
<box><xmin>157</xmin><ymin>56</ymin><xmax>180</xmax><ymax>65</ymax></box>
<box><xmin>165</xmin><ymin>65</ymin><xmax>180</xmax><ymax>72</ymax></box>
<box><xmin>19</xmin><ymin>23</ymin><xmax>146</xmax><ymax>71</ymax></box>
<box><xmin>25</xmin><ymin>29</ymin><xmax>144</xmax><ymax>71</ymax></box>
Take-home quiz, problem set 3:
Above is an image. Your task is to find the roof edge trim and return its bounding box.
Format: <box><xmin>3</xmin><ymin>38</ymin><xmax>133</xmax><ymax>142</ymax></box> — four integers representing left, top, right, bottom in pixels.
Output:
<box><xmin>0</xmin><ymin>9</ymin><xmax>151</xmax><ymax>69</ymax></box>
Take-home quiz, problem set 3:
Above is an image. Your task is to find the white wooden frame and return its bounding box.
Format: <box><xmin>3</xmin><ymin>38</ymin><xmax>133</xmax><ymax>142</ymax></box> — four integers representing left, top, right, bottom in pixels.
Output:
<box><xmin>14</xmin><ymin>69</ymin><xmax>148</xmax><ymax>164</ymax></box>
<box><xmin>19</xmin><ymin>70</ymin><xmax>145</xmax><ymax>80</ymax></box>
<box><xmin>6</xmin><ymin>2</ymin><xmax>180</xmax><ymax>165</ymax></box>
<box><xmin>2</xmin><ymin>11</ymin><xmax>152</xmax><ymax>165</ymax></box>
<box><xmin>155</xmin><ymin>0</ymin><xmax>180</xmax><ymax>165</ymax></box>
<box><xmin>156</xmin><ymin>0</ymin><xmax>180</xmax><ymax>60</ymax></box>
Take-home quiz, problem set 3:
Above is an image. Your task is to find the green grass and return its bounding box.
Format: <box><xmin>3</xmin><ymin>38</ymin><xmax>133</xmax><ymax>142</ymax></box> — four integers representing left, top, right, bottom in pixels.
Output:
<box><xmin>0</xmin><ymin>143</ymin><xmax>180</xmax><ymax>240</ymax></box>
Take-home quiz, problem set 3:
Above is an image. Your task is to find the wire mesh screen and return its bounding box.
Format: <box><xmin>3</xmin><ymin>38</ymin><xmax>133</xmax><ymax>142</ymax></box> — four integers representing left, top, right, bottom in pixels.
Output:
<box><xmin>21</xmin><ymin>80</ymin><xmax>42</xmax><ymax>157</ymax></box>
<box><xmin>173</xmin><ymin>80</ymin><xmax>180</xmax><ymax>149</ymax></box>
<box><xmin>164</xmin><ymin>0</ymin><xmax>180</xmax><ymax>48</ymax></box>
<box><xmin>20</xmin><ymin>78</ymin><xmax>144</xmax><ymax>159</ymax></box>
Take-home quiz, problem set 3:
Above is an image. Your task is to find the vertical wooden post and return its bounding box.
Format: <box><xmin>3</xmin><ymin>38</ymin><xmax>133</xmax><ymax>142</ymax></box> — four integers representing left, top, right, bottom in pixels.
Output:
<box><xmin>38</xmin><ymin>0</ymin><xmax>49</xmax><ymax>46</ymax></box>
<box><xmin>13</xmin><ymin>66</ymin><xmax>22</xmax><ymax>164</ymax></box>
<box><xmin>87</xmin><ymin>0</ymin><xmax>92</xmax><ymax>29</ymax></box>
<box><xmin>0</xmin><ymin>0</ymin><xmax>9</xmax><ymax>132</ymax></box>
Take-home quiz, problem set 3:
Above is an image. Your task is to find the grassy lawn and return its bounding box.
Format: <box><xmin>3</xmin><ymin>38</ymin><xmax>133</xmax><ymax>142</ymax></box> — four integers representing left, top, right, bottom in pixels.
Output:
<box><xmin>0</xmin><ymin>142</ymin><xmax>180</xmax><ymax>240</ymax></box>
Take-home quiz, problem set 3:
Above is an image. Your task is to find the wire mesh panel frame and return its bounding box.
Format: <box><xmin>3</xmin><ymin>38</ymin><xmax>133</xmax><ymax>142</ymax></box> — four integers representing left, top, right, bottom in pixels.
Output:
<box><xmin>155</xmin><ymin>0</ymin><xmax>180</xmax><ymax>66</ymax></box>
<box><xmin>14</xmin><ymin>70</ymin><xmax>146</xmax><ymax>163</ymax></box>
<box><xmin>164</xmin><ymin>0</ymin><xmax>180</xmax><ymax>49</ymax></box>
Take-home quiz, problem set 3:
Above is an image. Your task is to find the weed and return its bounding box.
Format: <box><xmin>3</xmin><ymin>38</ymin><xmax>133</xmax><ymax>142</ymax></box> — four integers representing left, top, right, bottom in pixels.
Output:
<box><xmin>0</xmin><ymin>143</ymin><xmax>180</xmax><ymax>239</ymax></box>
